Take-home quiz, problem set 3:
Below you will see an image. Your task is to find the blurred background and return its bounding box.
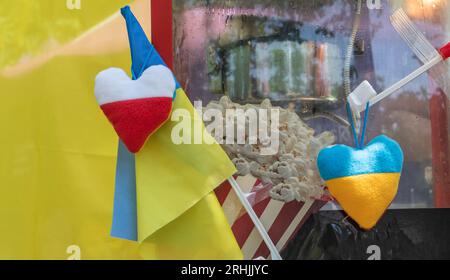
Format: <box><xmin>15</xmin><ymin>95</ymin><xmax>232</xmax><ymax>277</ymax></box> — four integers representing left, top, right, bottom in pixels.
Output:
<box><xmin>172</xmin><ymin>0</ymin><xmax>450</xmax><ymax>209</ymax></box>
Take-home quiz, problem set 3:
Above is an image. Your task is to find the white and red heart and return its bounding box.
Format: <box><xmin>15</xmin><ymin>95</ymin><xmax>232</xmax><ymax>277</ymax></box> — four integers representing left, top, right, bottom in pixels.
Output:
<box><xmin>95</xmin><ymin>65</ymin><xmax>175</xmax><ymax>153</ymax></box>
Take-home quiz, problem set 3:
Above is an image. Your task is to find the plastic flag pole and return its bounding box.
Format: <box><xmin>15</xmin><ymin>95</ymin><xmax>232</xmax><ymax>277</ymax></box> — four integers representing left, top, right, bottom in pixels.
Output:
<box><xmin>228</xmin><ymin>177</ymin><xmax>282</xmax><ymax>260</ymax></box>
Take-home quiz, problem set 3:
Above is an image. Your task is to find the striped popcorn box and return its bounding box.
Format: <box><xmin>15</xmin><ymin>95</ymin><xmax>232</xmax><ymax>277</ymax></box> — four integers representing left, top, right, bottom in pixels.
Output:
<box><xmin>215</xmin><ymin>175</ymin><xmax>327</xmax><ymax>260</ymax></box>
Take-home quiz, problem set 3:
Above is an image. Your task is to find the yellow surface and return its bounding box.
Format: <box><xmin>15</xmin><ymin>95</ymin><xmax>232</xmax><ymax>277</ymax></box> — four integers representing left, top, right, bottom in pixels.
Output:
<box><xmin>139</xmin><ymin>192</ymin><xmax>242</xmax><ymax>260</ymax></box>
<box><xmin>326</xmin><ymin>173</ymin><xmax>401</xmax><ymax>230</ymax></box>
<box><xmin>0</xmin><ymin>0</ymin><xmax>134</xmax><ymax>259</ymax></box>
<box><xmin>136</xmin><ymin>88</ymin><xmax>242</xmax><ymax>260</ymax></box>
<box><xmin>0</xmin><ymin>0</ymin><xmax>242</xmax><ymax>260</ymax></box>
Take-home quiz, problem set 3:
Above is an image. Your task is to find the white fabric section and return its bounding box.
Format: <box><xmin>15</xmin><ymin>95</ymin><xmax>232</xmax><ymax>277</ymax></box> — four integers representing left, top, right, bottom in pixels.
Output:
<box><xmin>94</xmin><ymin>65</ymin><xmax>176</xmax><ymax>105</ymax></box>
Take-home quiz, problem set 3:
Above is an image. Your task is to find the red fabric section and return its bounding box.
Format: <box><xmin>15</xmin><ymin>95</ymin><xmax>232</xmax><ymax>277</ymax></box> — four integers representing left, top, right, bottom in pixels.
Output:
<box><xmin>101</xmin><ymin>97</ymin><xmax>172</xmax><ymax>153</ymax></box>
<box><xmin>439</xmin><ymin>42</ymin><xmax>450</xmax><ymax>60</ymax></box>
<box><xmin>151</xmin><ymin>0</ymin><xmax>173</xmax><ymax>70</ymax></box>
<box><xmin>231</xmin><ymin>198</ymin><xmax>271</xmax><ymax>248</ymax></box>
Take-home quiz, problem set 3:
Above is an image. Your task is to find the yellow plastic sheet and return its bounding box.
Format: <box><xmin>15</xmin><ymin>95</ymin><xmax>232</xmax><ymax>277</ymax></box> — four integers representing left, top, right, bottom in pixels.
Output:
<box><xmin>0</xmin><ymin>0</ymin><xmax>150</xmax><ymax>259</ymax></box>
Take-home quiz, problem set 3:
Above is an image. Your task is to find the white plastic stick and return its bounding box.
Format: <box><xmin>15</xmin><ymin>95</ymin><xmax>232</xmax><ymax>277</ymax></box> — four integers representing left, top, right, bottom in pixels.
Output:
<box><xmin>369</xmin><ymin>55</ymin><xmax>442</xmax><ymax>107</ymax></box>
<box><xmin>228</xmin><ymin>177</ymin><xmax>282</xmax><ymax>260</ymax></box>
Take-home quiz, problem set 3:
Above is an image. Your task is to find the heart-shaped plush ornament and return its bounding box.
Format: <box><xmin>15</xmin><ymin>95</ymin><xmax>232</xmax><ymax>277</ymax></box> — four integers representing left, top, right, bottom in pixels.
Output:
<box><xmin>317</xmin><ymin>135</ymin><xmax>404</xmax><ymax>230</ymax></box>
<box><xmin>95</xmin><ymin>65</ymin><xmax>176</xmax><ymax>153</ymax></box>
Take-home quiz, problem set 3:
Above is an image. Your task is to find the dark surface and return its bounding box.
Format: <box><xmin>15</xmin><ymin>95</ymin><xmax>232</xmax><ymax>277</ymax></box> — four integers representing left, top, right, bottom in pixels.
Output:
<box><xmin>283</xmin><ymin>209</ymin><xmax>450</xmax><ymax>260</ymax></box>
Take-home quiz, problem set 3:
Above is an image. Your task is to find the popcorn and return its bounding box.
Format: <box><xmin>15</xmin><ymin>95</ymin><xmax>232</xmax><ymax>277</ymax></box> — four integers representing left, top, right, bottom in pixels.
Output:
<box><xmin>204</xmin><ymin>97</ymin><xmax>335</xmax><ymax>203</ymax></box>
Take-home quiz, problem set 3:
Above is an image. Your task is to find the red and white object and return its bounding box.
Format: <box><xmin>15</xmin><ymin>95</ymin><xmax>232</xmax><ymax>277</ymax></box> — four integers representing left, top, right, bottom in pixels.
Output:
<box><xmin>348</xmin><ymin>9</ymin><xmax>450</xmax><ymax>114</ymax></box>
<box><xmin>94</xmin><ymin>65</ymin><xmax>175</xmax><ymax>153</ymax></box>
<box><xmin>216</xmin><ymin>175</ymin><xmax>326</xmax><ymax>260</ymax></box>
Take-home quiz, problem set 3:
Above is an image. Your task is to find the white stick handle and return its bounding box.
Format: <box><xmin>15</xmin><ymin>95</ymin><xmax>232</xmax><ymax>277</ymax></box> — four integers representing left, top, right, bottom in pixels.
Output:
<box><xmin>369</xmin><ymin>55</ymin><xmax>442</xmax><ymax>107</ymax></box>
<box><xmin>228</xmin><ymin>177</ymin><xmax>282</xmax><ymax>260</ymax></box>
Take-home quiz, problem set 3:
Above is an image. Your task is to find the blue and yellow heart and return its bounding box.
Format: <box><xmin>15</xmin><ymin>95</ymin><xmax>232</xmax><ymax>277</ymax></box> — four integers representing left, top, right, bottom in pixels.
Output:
<box><xmin>317</xmin><ymin>135</ymin><xmax>404</xmax><ymax>230</ymax></box>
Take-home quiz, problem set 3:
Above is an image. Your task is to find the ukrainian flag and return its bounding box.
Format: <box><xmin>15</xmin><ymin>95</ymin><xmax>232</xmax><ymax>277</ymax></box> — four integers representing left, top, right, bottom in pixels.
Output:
<box><xmin>111</xmin><ymin>7</ymin><xmax>242</xmax><ymax>259</ymax></box>
<box><xmin>0</xmin><ymin>0</ymin><xmax>141</xmax><ymax>259</ymax></box>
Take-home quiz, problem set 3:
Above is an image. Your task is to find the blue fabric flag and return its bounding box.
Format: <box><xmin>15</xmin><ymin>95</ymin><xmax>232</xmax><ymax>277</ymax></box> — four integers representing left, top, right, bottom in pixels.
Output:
<box><xmin>111</xmin><ymin>140</ymin><xmax>137</xmax><ymax>240</ymax></box>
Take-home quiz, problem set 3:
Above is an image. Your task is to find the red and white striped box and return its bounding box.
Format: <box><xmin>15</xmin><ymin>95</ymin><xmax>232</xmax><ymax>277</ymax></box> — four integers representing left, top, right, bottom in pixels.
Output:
<box><xmin>215</xmin><ymin>175</ymin><xmax>327</xmax><ymax>260</ymax></box>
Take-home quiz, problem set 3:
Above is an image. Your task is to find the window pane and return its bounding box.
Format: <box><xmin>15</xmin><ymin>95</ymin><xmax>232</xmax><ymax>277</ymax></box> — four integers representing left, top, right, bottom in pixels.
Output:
<box><xmin>173</xmin><ymin>0</ymin><xmax>450</xmax><ymax>209</ymax></box>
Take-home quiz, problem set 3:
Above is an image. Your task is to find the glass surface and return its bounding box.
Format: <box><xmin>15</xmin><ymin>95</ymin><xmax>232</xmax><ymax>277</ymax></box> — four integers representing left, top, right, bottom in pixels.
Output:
<box><xmin>173</xmin><ymin>0</ymin><xmax>450</xmax><ymax>208</ymax></box>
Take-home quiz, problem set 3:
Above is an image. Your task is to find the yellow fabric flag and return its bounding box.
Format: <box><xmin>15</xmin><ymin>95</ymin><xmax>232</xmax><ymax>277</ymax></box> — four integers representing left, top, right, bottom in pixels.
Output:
<box><xmin>0</xmin><ymin>0</ymin><xmax>242</xmax><ymax>259</ymax></box>
<box><xmin>136</xmin><ymin>88</ymin><xmax>242</xmax><ymax>259</ymax></box>
<box><xmin>118</xmin><ymin>6</ymin><xmax>242</xmax><ymax>259</ymax></box>
<box><xmin>0</xmin><ymin>0</ymin><xmax>146</xmax><ymax>259</ymax></box>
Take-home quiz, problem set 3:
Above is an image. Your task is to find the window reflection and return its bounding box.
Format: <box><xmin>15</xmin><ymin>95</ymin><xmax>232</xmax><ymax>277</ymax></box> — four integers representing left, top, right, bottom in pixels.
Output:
<box><xmin>173</xmin><ymin>0</ymin><xmax>450</xmax><ymax>209</ymax></box>
<box><xmin>207</xmin><ymin>16</ymin><xmax>344</xmax><ymax>106</ymax></box>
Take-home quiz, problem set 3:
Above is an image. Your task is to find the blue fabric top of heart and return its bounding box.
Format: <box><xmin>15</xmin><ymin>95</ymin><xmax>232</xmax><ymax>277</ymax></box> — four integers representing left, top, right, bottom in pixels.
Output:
<box><xmin>121</xmin><ymin>6</ymin><xmax>180</xmax><ymax>96</ymax></box>
<box><xmin>317</xmin><ymin>135</ymin><xmax>404</xmax><ymax>181</ymax></box>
